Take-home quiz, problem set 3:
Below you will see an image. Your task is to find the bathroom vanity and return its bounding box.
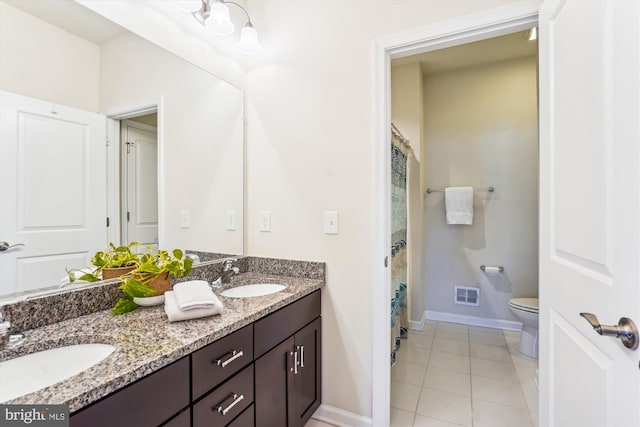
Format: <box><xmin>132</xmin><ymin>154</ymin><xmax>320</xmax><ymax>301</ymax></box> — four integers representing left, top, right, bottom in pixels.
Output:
<box><xmin>0</xmin><ymin>257</ymin><xmax>324</xmax><ymax>427</ymax></box>
<box><xmin>70</xmin><ymin>291</ymin><xmax>321</xmax><ymax>427</ymax></box>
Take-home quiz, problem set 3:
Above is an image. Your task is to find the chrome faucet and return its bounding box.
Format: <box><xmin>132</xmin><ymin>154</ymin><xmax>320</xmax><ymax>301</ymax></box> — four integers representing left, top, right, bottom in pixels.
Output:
<box><xmin>0</xmin><ymin>306</ymin><xmax>24</xmax><ymax>349</ymax></box>
<box><xmin>220</xmin><ymin>258</ymin><xmax>240</xmax><ymax>284</ymax></box>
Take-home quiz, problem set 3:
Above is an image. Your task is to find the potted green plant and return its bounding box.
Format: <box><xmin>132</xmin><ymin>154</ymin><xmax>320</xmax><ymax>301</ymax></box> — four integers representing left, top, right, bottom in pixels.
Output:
<box><xmin>112</xmin><ymin>247</ymin><xmax>193</xmax><ymax>314</ymax></box>
<box><xmin>66</xmin><ymin>242</ymin><xmax>142</xmax><ymax>283</ymax></box>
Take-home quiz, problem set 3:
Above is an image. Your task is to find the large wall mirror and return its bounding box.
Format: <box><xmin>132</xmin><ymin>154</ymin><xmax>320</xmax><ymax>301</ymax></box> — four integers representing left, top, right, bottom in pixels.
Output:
<box><xmin>0</xmin><ymin>0</ymin><xmax>244</xmax><ymax>300</ymax></box>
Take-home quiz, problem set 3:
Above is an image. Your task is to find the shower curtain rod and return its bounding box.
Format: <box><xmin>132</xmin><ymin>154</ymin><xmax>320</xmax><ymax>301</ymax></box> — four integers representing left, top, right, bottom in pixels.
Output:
<box><xmin>425</xmin><ymin>186</ymin><xmax>495</xmax><ymax>194</ymax></box>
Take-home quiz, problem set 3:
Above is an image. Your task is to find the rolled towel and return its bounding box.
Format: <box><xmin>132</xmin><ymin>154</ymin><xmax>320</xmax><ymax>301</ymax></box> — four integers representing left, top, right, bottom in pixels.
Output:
<box><xmin>173</xmin><ymin>280</ymin><xmax>219</xmax><ymax>310</ymax></box>
<box><xmin>164</xmin><ymin>291</ymin><xmax>222</xmax><ymax>322</ymax></box>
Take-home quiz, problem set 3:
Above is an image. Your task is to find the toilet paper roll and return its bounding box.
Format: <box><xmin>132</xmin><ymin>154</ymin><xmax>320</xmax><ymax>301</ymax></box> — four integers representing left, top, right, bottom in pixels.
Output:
<box><xmin>480</xmin><ymin>265</ymin><xmax>504</xmax><ymax>275</ymax></box>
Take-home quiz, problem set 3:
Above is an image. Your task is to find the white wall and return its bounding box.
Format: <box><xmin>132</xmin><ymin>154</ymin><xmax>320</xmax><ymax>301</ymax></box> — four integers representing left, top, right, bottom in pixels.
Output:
<box><xmin>245</xmin><ymin>0</ymin><xmax>522</xmax><ymax>419</ymax></box>
<box><xmin>391</xmin><ymin>63</ymin><xmax>424</xmax><ymax>160</ymax></box>
<box><xmin>100</xmin><ymin>33</ymin><xmax>244</xmax><ymax>255</ymax></box>
<box><xmin>0</xmin><ymin>2</ymin><xmax>100</xmax><ymax>111</ymax></box>
<box><xmin>423</xmin><ymin>56</ymin><xmax>538</xmax><ymax>322</ymax></box>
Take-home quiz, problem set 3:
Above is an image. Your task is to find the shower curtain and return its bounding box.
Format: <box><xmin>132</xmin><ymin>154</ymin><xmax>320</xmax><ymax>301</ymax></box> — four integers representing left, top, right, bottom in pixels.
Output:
<box><xmin>391</xmin><ymin>124</ymin><xmax>410</xmax><ymax>365</ymax></box>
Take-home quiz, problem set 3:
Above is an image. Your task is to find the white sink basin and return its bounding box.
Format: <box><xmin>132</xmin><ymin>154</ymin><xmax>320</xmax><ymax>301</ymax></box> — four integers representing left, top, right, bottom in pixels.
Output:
<box><xmin>0</xmin><ymin>343</ymin><xmax>115</xmax><ymax>402</ymax></box>
<box><xmin>221</xmin><ymin>283</ymin><xmax>286</xmax><ymax>298</ymax></box>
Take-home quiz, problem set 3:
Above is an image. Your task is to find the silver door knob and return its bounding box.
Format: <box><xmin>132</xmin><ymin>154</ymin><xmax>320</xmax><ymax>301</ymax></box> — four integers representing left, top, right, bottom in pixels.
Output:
<box><xmin>0</xmin><ymin>242</ymin><xmax>25</xmax><ymax>252</ymax></box>
<box><xmin>580</xmin><ymin>312</ymin><xmax>639</xmax><ymax>350</ymax></box>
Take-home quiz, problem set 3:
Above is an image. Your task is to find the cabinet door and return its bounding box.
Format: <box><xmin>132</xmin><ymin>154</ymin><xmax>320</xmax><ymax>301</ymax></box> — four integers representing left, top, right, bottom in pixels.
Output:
<box><xmin>294</xmin><ymin>317</ymin><xmax>322</xmax><ymax>427</ymax></box>
<box><xmin>254</xmin><ymin>336</ymin><xmax>295</xmax><ymax>427</ymax></box>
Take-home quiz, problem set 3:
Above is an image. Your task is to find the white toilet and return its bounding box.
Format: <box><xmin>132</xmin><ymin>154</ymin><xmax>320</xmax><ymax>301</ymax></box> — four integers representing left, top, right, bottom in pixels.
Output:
<box><xmin>508</xmin><ymin>297</ymin><xmax>539</xmax><ymax>358</ymax></box>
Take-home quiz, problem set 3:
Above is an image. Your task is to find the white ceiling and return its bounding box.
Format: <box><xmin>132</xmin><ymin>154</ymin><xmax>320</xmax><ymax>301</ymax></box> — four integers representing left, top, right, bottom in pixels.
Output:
<box><xmin>392</xmin><ymin>30</ymin><xmax>538</xmax><ymax>75</ymax></box>
<box><xmin>3</xmin><ymin>0</ymin><xmax>127</xmax><ymax>45</ymax></box>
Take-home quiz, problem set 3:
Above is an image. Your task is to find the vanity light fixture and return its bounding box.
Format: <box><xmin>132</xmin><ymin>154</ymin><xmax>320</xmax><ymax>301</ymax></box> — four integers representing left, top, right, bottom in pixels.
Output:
<box><xmin>173</xmin><ymin>0</ymin><xmax>262</xmax><ymax>55</ymax></box>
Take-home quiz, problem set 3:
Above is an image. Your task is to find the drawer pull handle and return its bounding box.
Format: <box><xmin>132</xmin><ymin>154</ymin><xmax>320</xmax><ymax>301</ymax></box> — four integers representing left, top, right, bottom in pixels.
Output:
<box><xmin>215</xmin><ymin>350</ymin><xmax>244</xmax><ymax>368</ymax></box>
<box><xmin>215</xmin><ymin>393</ymin><xmax>244</xmax><ymax>416</ymax></box>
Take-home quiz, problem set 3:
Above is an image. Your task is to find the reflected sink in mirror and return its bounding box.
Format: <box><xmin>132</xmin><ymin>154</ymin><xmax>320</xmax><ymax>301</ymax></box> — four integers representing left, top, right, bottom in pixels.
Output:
<box><xmin>0</xmin><ymin>343</ymin><xmax>115</xmax><ymax>402</ymax></box>
<box><xmin>221</xmin><ymin>284</ymin><xmax>286</xmax><ymax>298</ymax></box>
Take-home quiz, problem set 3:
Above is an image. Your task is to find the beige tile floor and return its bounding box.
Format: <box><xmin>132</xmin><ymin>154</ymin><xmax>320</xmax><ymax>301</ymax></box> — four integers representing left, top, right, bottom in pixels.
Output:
<box><xmin>391</xmin><ymin>321</ymin><xmax>538</xmax><ymax>427</ymax></box>
<box><xmin>305</xmin><ymin>321</ymin><xmax>538</xmax><ymax>427</ymax></box>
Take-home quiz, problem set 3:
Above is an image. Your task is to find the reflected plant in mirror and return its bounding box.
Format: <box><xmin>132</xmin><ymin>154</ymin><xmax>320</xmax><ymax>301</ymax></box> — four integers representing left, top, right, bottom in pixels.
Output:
<box><xmin>0</xmin><ymin>0</ymin><xmax>243</xmax><ymax>300</ymax></box>
<box><xmin>66</xmin><ymin>242</ymin><xmax>142</xmax><ymax>284</ymax></box>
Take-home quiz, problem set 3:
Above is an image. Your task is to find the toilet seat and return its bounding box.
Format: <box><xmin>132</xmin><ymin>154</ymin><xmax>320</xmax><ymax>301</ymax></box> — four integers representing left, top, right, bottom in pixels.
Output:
<box><xmin>509</xmin><ymin>298</ymin><xmax>539</xmax><ymax>314</ymax></box>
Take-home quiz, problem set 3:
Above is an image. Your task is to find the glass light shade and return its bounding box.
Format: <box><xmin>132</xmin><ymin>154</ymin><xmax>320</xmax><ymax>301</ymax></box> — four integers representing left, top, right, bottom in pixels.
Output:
<box><xmin>206</xmin><ymin>2</ymin><xmax>235</xmax><ymax>36</ymax></box>
<box><xmin>237</xmin><ymin>25</ymin><xmax>262</xmax><ymax>55</ymax></box>
<box><xmin>170</xmin><ymin>0</ymin><xmax>203</xmax><ymax>13</ymax></box>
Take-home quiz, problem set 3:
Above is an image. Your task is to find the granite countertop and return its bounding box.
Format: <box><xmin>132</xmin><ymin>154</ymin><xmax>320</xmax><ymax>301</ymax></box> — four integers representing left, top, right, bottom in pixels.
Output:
<box><xmin>0</xmin><ymin>272</ymin><xmax>323</xmax><ymax>412</ymax></box>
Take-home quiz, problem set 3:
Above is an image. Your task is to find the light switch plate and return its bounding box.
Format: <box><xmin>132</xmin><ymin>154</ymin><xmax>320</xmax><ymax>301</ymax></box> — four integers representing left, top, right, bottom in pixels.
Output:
<box><xmin>324</xmin><ymin>211</ymin><xmax>338</xmax><ymax>234</ymax></box>
<box><xmin>226</xmin><ymin>210</ymin><xmax>236</xmax><ymax>231</ymax></box>
<box><xmin>260</xmin><ymin>210</ymin><xmax>271</xmax><ymax>232</ymax></box>
<box><xmin>180</xmin><ymin>210</ymin><xmax>190</xmax><ymax>229</ymax></box>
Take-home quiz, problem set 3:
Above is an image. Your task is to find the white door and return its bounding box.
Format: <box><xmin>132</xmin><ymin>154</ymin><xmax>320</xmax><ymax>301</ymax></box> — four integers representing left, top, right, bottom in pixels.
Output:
<box><xmin>0</xmin><ymin>91</ymin><xmax>107</xmax><ymax>296</ymax></box>
<box><xmin>122</xmin><ymin>121</ymin><xmax>158</xmax><ymax>247</ymax></box>
<box><xmin>539</xmin><ymin>1</ymin><xmax>640</xmax><ymax>426</ymax></box>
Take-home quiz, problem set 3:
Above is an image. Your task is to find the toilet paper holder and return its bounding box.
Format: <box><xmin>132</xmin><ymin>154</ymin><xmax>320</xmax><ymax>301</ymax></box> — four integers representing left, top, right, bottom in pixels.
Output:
<box><xmin>480</xmin><ymin>265</ymin><xmax>504</xmax><ymax>273</ymax></box>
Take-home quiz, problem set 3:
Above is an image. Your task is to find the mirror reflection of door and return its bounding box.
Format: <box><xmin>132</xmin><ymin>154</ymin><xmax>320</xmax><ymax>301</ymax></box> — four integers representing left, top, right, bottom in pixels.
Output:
<box><xmin>121</xmin><ymin>117</ymin><xmax>158</xmax><ymax>249</ymax></box>
<box><xmin>0</xmin><ymin>91</ymin><xmax>107</xmax><ymax>295</ymax></box>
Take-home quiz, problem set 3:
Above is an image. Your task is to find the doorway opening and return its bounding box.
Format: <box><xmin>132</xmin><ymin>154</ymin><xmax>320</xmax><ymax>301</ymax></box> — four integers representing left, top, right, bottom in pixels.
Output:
<box><xmin>372</xmin><ymin>4</ymin><xmax>539</xmax><ymax>426</ymax></box>
<box><xmin>106</xmin><ymin>105</ymin><xmax>160</xmax><ymax>250</ymax></box>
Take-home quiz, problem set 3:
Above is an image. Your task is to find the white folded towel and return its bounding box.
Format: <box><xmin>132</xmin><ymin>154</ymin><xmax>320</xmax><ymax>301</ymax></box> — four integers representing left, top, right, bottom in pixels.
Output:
<box><xmin>445</xmin><ymin>186</ymin><xmax>474</xmax><ymax>225</ymax></box>
<box><xmin>164</xmin><ymin>291</ymin><xmax>222</xmax><ymax>322</ymax></box>
<box><xmin>173</xmin><ymin>280</ymin><xmax>219</xmax><ymax>310</ymax></box>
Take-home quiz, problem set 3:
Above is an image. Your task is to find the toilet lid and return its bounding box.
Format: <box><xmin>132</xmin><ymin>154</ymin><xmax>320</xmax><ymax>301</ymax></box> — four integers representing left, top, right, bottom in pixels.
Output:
<box><xmin>509</xmin><ymin>298</ymin><xmax>539</xmax><ymax>313</ymax></box>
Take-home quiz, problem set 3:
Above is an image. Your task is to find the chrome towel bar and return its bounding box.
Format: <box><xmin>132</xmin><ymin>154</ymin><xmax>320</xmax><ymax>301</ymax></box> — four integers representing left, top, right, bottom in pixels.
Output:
<box><xmin>426</xmin><ymin>186</ymin><xmax>495</xmax><ymax>194</ymax></box>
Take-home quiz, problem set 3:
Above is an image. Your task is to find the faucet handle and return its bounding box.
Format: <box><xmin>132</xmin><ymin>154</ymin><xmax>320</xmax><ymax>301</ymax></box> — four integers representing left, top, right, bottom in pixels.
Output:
<box><xmin>222</xmin><ymin>258</ymin><xmax>237</xmax><ymax>269</ymax></box>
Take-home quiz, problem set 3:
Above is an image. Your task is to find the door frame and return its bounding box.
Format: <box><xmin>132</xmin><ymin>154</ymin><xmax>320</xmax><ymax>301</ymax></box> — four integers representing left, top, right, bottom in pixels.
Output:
<box><xmin>372</xmin><ymin>2</ymin><xmax>540</xmax><ymax>425</ymax></box>
<box><xmin>104</xmin><ymin>98</ymin><xmax>164</xmax><ymax>248</ymax></box>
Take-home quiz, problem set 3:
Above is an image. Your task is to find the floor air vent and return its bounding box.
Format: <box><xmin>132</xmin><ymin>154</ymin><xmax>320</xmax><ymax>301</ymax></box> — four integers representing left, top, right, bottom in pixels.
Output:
<box><xmin>454</xmin><ymin>286</ymin><xmax>480</xmax><ymax>306</ymax></box>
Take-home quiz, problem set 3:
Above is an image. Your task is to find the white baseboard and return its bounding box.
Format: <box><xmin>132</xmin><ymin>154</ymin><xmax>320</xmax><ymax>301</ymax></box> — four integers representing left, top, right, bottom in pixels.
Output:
<box><xmin>312</xmin><ymin>404</ymin><xmax>372</xmax><ymax>427</ymax></box>
<box><xmin>409</xmin><ymin>311</ymin><xmax>427</xmax><ymax>331</ymax></box>
<box><xmin>424</xmin><ymin>310</ymin><xmax>522</xmax><ymax>331</ymax></box>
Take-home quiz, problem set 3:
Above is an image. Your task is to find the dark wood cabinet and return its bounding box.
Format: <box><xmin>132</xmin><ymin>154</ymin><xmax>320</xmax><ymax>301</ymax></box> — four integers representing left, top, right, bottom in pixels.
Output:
<box><xmin>70</xmin><ymin>290</ymin><xmax>321</xmax><ymax>427</ymax></box>
<box><xmin>192</xmin><ymin>324</ymin><xmax>253</xmax><ymax>400</ymax></box>
<box><xmin>193</xmin><ymin>365</ymin><xmax>254</xmax><ymax>427</ymax></box>
<box><xmin>293</xmin><ymin>317</ymin><xmax>322</xmax><ymax>426</ymax></box>
<box><xmin>255</xmin><ymin>336</ymin><xmax>295</xmax><ymax>427</ymax></box>
<box><xmin>70</xmin><ymin>357</ymin><xmax>190</xmax><ymax>427</ymax></box>
<box><xmin>255</xmin><ymin>292</ymin><xmax>322</xmax><ymax>427</ymax></box>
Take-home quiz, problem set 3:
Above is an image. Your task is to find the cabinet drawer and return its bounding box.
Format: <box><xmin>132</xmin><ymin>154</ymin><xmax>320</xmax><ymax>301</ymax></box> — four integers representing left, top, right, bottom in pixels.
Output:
<box><xmin>228</xmin><ymin>404</ymin><xmax>254</xmax><ymax>427</ymax></box>
<box><xmin>193</xmin><ymin>365</ymin><xmax>254</xmax><ymax>427</ymax></box>
<box><xmin>162</xmin><ymin>408</ymin><xmax>190</xmax><ymax>427</ymax></box>
<box><xmin>71</xmin><ymin>357</ymin><xmax>189</xmax><ymax>427</ymax></box>
<box><xmin>254</xmin><ymin>290</ymin><xmax>321</xmax><ymax>358</ymax></box>
<box><xmin>192</xmin><ymin>324</ymin><xmax>253</xmax><ymax>399</ymax></box>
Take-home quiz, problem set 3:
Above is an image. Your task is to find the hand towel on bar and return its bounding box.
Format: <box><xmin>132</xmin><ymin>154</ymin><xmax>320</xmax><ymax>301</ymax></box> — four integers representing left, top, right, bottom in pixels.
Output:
<box><xmin>164</xmin><ymin>290</ymin><xmax>222</xmax><ymax>322</ymax></box>
<box><xmin>173</xmin><ymin>280</ymin><xmax>220</xmax><ymax>310</ymax></box>
<box><xmin>445</xmin><ymin>186</ymin><xmax>474</xmax><ymax>225</ymax></box>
